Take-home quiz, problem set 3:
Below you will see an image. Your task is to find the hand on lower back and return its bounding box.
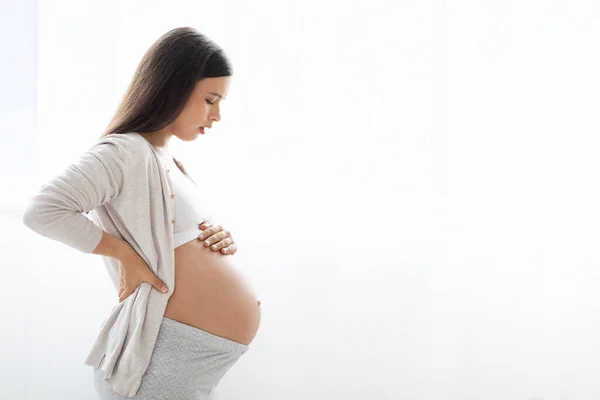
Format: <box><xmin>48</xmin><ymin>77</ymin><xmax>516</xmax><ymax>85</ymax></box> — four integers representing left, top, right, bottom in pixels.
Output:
<box><xmin>117</xmin><ymin>247</ymin><xmax>168</xmax><ymax>302</ymax></box>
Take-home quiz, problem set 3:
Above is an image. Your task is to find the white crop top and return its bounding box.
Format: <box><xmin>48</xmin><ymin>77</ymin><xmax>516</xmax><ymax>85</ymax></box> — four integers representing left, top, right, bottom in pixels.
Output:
<box><xmin>155</xmin><ymin>153</ymin><xmax>212</xmax><ymax>248</ymax></box>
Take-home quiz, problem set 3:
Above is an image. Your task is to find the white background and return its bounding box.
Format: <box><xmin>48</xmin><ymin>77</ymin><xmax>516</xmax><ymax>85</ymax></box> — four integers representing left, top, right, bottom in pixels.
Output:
<box><xmin>2</xmin><ymin>0</ymin><xmax>600</xmax><ymax>399</ymax></box>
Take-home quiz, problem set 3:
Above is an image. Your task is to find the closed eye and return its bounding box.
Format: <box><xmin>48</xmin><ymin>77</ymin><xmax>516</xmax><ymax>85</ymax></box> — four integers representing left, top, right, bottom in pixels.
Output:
<box><xmin>206</xmin><ymin>99</ymin><xmax>215</xmax><ymax>105</ymax></box>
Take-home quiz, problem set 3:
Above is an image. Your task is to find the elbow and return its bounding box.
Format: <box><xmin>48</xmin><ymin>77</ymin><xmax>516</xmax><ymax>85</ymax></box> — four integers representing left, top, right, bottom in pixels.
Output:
<box><xmin>22</xmin><ymin>201</ymin><xmax>43</xmax><ymax>232</ymax></box>
<box><xmin>22</xmin><ymin>195</ymin><xmax>54</xmax><ymax>234</ymax></box>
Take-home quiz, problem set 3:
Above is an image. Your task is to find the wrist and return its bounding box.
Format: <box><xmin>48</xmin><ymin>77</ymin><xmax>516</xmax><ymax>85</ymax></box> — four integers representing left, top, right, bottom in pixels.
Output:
<box><xmin>115</xmin><ymin>240</ymin><xmax>135</xmax><ymax>262</ymax></box>
<box><xmin>94</xmin><ymin>230</ymin><xmax>135</xmax><ymax>261</ymax></box>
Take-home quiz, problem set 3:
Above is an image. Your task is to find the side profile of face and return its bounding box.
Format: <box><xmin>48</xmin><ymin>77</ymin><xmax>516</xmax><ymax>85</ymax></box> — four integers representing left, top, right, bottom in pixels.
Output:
<box><xmin>169</xmin><ymin>76</ymin><xmax>231</xmax><ymax>141</ymax></box>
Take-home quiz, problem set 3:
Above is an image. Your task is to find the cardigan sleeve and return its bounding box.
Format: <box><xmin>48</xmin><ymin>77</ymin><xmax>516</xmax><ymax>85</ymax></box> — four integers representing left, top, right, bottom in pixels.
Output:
<box><xmin>22</xmin><ymin>136</ymin><xmax>132</xmax><ymax>254</ymax></box>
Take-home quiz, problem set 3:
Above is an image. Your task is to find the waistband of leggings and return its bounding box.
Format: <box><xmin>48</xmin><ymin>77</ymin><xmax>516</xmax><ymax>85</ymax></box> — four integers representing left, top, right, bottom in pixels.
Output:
<box><xmin>161</xmin><ymin>317</ymin><xmax>249</xmax><ymax>356</ymax></box>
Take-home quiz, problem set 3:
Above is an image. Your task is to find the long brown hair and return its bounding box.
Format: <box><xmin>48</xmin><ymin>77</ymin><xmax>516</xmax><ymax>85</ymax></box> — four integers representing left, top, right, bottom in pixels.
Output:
<box><xmin>101</xmin><ymin>27</ymin><xmax>232</xmax><ymax>138</ymax></box>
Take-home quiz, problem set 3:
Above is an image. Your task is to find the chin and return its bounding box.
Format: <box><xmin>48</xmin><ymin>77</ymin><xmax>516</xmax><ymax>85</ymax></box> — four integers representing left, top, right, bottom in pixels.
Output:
<box><xmin>180</xmin><ymin>131</ymin><xmax>200</xmax><ymax>142</ymax></box>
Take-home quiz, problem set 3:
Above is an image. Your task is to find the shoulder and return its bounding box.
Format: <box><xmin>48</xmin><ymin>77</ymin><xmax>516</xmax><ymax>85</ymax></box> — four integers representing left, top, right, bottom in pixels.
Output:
<box><xmin>97</xmin><ymin>132</ymin><xmax>150</xmax><ymax>152</ymax></box>
<box><xmin>91</xmin><ymin>132</ymin><xmax>153</xmax><ymax>167</ymax></box>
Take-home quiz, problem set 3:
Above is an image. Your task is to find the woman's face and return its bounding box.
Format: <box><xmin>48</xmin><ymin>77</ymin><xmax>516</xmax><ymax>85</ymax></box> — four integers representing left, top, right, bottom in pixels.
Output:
<box><xmin>170</xmin><ymin>76</ymin><xmax>231</xmax><ymax>141</ymax></box>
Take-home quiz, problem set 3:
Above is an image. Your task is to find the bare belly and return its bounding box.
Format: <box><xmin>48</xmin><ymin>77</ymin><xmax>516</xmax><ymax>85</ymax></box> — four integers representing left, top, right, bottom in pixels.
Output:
<box><xmin>163</xmin><ymin>239</ymin><xmax>261</xmax><ymax>345</ymax></box>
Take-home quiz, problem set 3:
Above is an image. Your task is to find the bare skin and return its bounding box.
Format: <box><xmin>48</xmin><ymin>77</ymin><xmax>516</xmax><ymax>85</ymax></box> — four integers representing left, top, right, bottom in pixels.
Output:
<box><xmin>137</xmin><ymin>76</ymin><xmax>261</xmax><ymax>345</ymax></box>
<box><xmin>140</xmin><ymin>77</ymin><xmax>231</xmax><ymax>148</ymax></box>
<box><xmin>164</xmin><ymin>239</ymin><xmax>261</xmax><ymax>345</ymax></box>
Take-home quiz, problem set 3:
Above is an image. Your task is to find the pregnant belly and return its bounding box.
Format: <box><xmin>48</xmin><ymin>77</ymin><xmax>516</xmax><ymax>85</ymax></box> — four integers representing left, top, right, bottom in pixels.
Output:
<box><xmin>163</xmin><ymin>239</ymin><xmax>261</xmax><ymax>345</ymax></box>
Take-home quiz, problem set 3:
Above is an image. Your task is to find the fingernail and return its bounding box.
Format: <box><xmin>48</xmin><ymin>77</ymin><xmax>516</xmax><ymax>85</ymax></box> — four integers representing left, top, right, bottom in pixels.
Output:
<box><xmin>161</xmin><ymin>287</ymin><xmax>168</xmax><ymax>293</ymax></box>
<box><xmin>205</xmin><ymin>240</ymin><xmax>210</xmax><ymax>246</ymax></box>
<box><xmin>198</xmin><ymin>234</ymin><xmax>204</xmax><ymax>240</ymax></box>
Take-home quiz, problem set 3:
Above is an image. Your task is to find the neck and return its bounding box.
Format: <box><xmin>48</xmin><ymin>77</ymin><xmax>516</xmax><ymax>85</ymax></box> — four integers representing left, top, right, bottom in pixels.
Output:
<box><xmin>139</xmin><ymin>130</ymin><xmax>172</xmax><ymax>149</ymax></box>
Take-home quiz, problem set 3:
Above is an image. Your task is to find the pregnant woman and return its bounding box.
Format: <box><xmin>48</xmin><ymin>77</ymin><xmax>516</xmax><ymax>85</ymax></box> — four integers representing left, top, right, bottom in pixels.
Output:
<box><xmin>22</xmin><ymin>27</ymin><xmax>261</xmax><ymax>399</ymax></box>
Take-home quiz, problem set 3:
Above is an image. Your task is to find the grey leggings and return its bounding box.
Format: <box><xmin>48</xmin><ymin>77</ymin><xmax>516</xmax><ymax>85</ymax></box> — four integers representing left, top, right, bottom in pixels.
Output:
<box><xmin>93</xmin><ymin>317</ymin><xmax>249</xmax><ymax>399</ymax></box>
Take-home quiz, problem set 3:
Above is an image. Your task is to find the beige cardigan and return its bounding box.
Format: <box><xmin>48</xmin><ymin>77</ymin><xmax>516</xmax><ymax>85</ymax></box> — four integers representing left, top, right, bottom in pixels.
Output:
<box><xmin>22</xmin><ymin>132</ymin><xmax>199</xmax><ymax>397</ymax></box>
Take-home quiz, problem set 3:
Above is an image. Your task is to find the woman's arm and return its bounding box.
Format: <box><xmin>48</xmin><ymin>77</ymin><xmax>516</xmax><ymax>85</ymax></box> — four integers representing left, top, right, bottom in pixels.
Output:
<box><xmin>22</xmin><ymin>136</ymin><xmax>133</xmax><ymax>255</ymax></box>
<box><xmin>92</xmin><ymin>230</ymin><xmax>137</xmax><ymax>260</ymax></box>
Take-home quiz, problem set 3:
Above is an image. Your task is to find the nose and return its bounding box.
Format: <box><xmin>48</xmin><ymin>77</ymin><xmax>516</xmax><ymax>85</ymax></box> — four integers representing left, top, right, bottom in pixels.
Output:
<box><xmin>209</xmin><ymin>105</ymin><xmax>221</xmax><ymax>123</ymax></box>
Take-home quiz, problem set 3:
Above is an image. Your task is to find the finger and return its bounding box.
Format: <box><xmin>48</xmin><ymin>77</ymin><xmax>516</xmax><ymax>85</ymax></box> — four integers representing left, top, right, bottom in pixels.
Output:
<box><xmin>205</xmin><ymin>231</ymin><xmax>229</xmax><ymax>247</ymax></box>
<box><xmin>198</xmin><ymin>226</ymin><xmax>220</xmax><ymax>240</ymax></box>
<box><xmin>147</xmin><ymin>274</ymin><xmax>169</xmax><ymax>293</ymax></box>
<box><xmin>203</xmin><ymin>230</ymin><xmax>228</xmax><ymax>246</ymax></box>
<box><xmin>210</xmin><ymin>237</ymin><xmax>232</xmax><ymax>251</ymax></box>
<box><xmin>221</xmin><ymin>243</ymin><xmax>237</xmax><ymax>255</ymax></box>
<box><xmin>119</xmin><ymin>289</ymin><xmax>129</xmax><ymax>303</ymax></box>
<box><xmin>220</xmin><ymin>243</ymin><xmax>236</xmax><ymax>254</ymax></box>
<box><xmin>199</xmin><ymin>221</ymin><xmax>212</xmax><ymax>230</ymax></box>
<box><xmin>198</xmin><ymin>224</ymin><xmax>222</xmax><ymax>240</ymax></box>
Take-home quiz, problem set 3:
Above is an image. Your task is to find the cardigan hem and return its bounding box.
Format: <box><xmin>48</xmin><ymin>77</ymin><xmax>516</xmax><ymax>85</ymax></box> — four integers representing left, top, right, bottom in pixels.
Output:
<box><xmin>87</xmin><ymin>354</ymin><xmax>144</xmax><ymax>397</ymax></box>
